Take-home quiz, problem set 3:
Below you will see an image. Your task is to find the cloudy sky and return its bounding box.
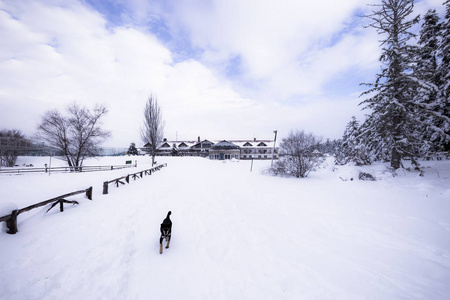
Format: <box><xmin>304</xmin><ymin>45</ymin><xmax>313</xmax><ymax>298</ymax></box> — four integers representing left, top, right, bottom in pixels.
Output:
<box><xmin>0</xmin><ymin>0</ymin><xmax>446</xmax><ymax>147</ymax></box>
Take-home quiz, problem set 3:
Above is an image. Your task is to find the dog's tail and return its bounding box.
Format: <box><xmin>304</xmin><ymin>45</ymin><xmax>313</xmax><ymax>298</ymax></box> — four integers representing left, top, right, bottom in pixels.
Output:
<box><xmin>167</xmin><ymin>211</ymin><xmax>172</xmax><ymax>217</ymax></box>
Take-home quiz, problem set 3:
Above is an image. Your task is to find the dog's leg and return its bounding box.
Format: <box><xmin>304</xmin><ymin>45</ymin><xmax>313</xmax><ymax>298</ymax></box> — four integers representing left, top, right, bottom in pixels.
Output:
<box><xmin>159</xmin><ymin>237</ymin><xmax>164</xmax><ymax>254</ymax></box>
<box><xmin>166</xmin><ymin>236</ymin><xmax>171</xmax><ymax>249</ymax></box>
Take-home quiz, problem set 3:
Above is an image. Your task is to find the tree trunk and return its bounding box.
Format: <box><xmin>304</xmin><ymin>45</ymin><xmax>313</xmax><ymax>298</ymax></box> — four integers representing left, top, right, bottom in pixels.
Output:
<box><xmin>391</xmin><ymin>147</ymin><xmax>401</xmax><ymax>169</ymax></box>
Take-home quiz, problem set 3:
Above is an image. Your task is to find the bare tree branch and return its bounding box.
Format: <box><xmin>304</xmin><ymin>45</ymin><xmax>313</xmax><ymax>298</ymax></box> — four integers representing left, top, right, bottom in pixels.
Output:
<box><xmin>36</xmin><ymin>103</ymin><xmax>110</xmax><ymax>168</ymax></box>
<box><xmin>141</xmin><ymin>95</ymin><xmax>165</xmax><ymax>165</ymax></box>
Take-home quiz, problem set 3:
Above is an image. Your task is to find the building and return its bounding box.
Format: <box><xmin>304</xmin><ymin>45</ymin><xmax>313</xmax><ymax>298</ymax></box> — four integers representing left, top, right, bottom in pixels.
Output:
<box><xmin>209</xmin><ymin>140</ymin><xmax>240</xmax><ymax>160</ymax></box>
<box><xmin>144</xmin><ymin>137</ymin><xmax>278</xmax><ymax>160</ymax></box>
<box><xmin>231</xmin><ymin>139</ymin><xmax>277</xmax><ymax>160</ymax></box>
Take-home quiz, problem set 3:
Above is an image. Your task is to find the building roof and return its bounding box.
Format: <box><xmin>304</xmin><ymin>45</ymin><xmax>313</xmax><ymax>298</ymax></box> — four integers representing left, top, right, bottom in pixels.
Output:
<box><xmin>142</xmin><ymin>138</ymin><xmax>277</xmax><ymax>150</ymax></box>
<box><xmin>231</xmin><ymin>140</ymin><xmax>275</xmax><ymax>148</ymax></box>
<box><xmin>211</xmin><ymin>140</ymin><xmax>240</xmax><ymax>150</ymax></box>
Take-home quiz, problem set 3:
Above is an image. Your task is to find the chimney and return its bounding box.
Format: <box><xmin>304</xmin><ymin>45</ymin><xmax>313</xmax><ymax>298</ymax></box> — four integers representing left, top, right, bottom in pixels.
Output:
<box><xmin>198</xmin><ymin>136</ymin><xmax>201</xmax><ymax>143</ymax></box>
<box><xmin>254</xmin><ymin>137</ymin><xmax>256</xmax><ymax>142</ymax></box>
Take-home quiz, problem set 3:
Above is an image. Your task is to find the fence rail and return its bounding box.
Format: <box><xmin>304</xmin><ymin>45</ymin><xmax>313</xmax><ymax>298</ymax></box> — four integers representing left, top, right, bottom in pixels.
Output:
<box><xmin>1</xmin><ymin>163</ymin><xmax>168</xmax><ymax>234</ymax></box>
<box><xmin>0</xmin><ymin>187</ymin><xmax>93</xmax><ymax>234</ymax></box>
<box><xmin>0</xmin><ymin>163</ymin><xmax>137</xmax><ymax>174</ymax></box>
<box><xmin>103</xmin><ymin>163</ymin><xmax>167</xmax><ymax>194</ymax></box>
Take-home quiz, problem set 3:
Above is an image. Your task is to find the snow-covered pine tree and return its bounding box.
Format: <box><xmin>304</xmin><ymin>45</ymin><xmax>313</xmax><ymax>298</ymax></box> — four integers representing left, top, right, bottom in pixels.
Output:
<box><xmin>436</xmin><ymin>0</ymin><xmax>450</xmax><ymax>151</ymax></box>
<box><xmin>414</xmin><ymin>9</ymin><xmax>444</xmax><ymax>156</ymax></box>
<box><xmin>417</xmin><ymin>9</ymin><xmax>441</xmax><ymax>90</ymax></box>
<box><xmin>127</xmin><ymin>143</ymin><xmax>139</xmax><ymax>155</ymax></box>
<box><xmin>335</xmin><ymin>116</ymin><xmax>371</xmax><ymax>166</ymax></box>
<box><xmin>360</xmin><ymin>0</ymin><xmax>421</xmax><ymax>169</ymax></box>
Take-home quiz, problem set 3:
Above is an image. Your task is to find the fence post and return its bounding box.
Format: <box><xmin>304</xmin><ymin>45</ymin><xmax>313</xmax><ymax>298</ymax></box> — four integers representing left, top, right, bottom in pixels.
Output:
<box><xmin>103</xmin><ymin>181</ymin><xmax>109</xmax><ymax>194</ymax></box>
<box><xmin>59</xmin><ymin>200</ymin><xmax>64</xmax><ymax>212</ymax></box>
<box><xmin>6</xmin><ymin>210</ymin><xmax>18</xmax><ymax>234</ymax></box>
<box><xmin>86</xmin><ymin>187</ymin><xmax>93</xmax><ymax>200</ymax></box>
<box><xmin>126</xmin><ymin>175</ymin><xmax>130</xmax><ymax>183</ymax></box>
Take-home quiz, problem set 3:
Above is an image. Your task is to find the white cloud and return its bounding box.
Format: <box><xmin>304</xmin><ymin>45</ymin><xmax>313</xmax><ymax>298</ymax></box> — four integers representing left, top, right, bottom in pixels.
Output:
<box><xmin>0</xmin><ymin>0</ymin><xmax>446</xmax><ymax>148</ymax></box>
<box><xmin>0</xmin><ymin>0</ymin><xmax>257</xmax><ymax>145</ymax></box>
<box><xmin>0</xmin><ymin>0</ymin><xmax>170</xmax><ymax>145</ymax></box>
<box><xmin>163</xmin><ymin>0</ymin><xmax>375</xmax><ymax>94</ymax></box>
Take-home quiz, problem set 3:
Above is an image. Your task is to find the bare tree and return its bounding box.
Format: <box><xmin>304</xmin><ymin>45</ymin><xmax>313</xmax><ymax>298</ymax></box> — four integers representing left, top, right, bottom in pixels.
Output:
<box><xmin>0</xmin><ymin>129</ymin><xmax>28</xmax><ymax>167</ymax></box>
<box><xmin>271</xmin><ymin>130</ymin><xmax>323</xmax><ymax>178</ymax></box>
<box><xmin>141</xmin><ymin>95</ymin><xmax>164</xmax><ymax>165</ymax></box>
<box><xmin>36</xmin><ymin>103</ymin><xmax>110</xmax><ymax>168</ymax></box>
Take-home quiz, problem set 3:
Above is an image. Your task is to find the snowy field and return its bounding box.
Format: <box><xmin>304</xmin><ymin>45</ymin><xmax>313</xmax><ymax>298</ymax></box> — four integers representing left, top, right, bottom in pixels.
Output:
<box><xmin>1</xmin><ymin>155</ymin><xmax>450</xmax><ymax>300</ymax></box>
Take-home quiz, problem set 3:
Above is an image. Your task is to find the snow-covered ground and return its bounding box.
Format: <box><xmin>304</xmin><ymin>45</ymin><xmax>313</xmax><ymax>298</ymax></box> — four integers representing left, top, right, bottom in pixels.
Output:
<box><xmin>1</xmin><ymin>155</ymin><xmax>450</xmax><ymax>299</ymax></box>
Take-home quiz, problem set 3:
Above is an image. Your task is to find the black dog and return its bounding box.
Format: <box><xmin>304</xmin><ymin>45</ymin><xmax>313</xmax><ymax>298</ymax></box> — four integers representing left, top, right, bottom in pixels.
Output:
<box><xmin>160</xmin><ymin>211</ymin><xmax>172</xmax><ymax>254</ymax></box>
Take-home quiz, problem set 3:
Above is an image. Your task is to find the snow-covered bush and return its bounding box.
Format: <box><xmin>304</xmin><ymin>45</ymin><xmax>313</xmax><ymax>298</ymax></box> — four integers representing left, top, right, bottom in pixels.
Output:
<box><xmin>270</xmin><ymin>130</ymin><xmax>322</xmax><ymax>178</ymax></box>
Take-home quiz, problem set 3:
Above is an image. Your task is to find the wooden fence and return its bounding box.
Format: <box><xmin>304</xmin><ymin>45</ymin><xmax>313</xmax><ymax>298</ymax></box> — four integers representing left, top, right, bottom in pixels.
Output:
<box><xmin>102</xmin><ymin>163</ymin><xmax>167</xmax><ymax>194</ymax></box>
<box><xmin>0</xmin><ymin>187</ymin><xmax>92</xmax><ymax>234</ymax></box>
<box><xmin>1</xmin><ymin>163</ymin><xmax>167</xmax><ymax>234</ymax></box>
<box><xmin>0</xmin><ymin>163</ymin><xmax>137</xmax><ymax>175</ymax></box>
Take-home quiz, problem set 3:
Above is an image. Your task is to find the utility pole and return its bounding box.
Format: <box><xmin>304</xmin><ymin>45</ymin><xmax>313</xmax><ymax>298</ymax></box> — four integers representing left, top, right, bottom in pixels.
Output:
<box><xmin>48</xmin><ymin>151</ymin><xmax>52</xmax><ymax>176</ymax></box>
<box><xmin>271</xmin><ymin>130</ymin><xmax>277</xmax><ymax>167</ymax></box>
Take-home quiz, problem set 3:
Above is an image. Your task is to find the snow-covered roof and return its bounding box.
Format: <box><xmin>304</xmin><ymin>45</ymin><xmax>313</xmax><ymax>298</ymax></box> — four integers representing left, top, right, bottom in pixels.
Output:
<box><xmin>211</xmin><ymin>140</ymin><xmax>240</xmax><ymax>150</ymax></box>
<box><xmin>231</xmin><ymin>140</ymin><xmax>275</xmax><ymax>148</ymax></box>
<box><xmin>147</xmin><ymin>139</ymin><xmax>277</xmax><ymax>150</ymax></box>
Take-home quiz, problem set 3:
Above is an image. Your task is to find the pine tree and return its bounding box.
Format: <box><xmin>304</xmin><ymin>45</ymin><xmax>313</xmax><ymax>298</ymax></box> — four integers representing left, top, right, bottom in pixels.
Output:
<box><xmin>127</xmin><ymin>143</ymin><xmax>139</xmax><ymax>155</ymax></box>
<box><xmin>335</xmin><ymin>117</ymin><xmax>371</xmax><ymax>166</ymax></box>
<box><xmin>439</xmin><ymin>0</ymin><xmax>450</xmax><ymax>97</ymax></box>
<box><xmin>414</xmin><ymin>9</ymin><xmax>443</xmax><ymax>155</ymax></box>
<box><xmin>437</xmin><ymin>0</ymin><xmax>450</xmax><ymax>151</ymax></box>
<box><xmin>361</xmin><ymin>0</ymin><xmax>422</xmax><ymax>169</ymax></box>
<box><xmin>417</xmin><ymin>9</ymin><xmax>441</xmax><ymax>89</ymax></box>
